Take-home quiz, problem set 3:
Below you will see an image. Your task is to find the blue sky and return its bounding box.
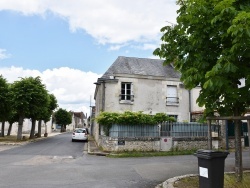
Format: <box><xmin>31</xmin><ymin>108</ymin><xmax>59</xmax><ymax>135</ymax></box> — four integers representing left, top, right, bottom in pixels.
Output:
<box><xmin>0</xmin><ymin>0</ymin><xmax>178</xmax><ymax>114</ymax></box>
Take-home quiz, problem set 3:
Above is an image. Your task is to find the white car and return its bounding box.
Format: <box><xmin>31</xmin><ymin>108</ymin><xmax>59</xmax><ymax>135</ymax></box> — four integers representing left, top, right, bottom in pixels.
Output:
<box><xmin>72</xmin><ymin>128</ymin><xmax>88</xmax><ymax>142</ymax></box>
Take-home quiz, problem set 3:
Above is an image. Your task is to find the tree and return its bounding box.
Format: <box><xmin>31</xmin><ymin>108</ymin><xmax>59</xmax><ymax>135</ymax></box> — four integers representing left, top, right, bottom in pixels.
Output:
<box><xmin>154</xmin><ymin>0</ymin><xmax>250</xmax><ymax>181</ymax></box>
<box><xmin>54</xmin><ymin>108</ymin><xmax>72</xmax><ymax>132</ymax></box>
<box><xmin>0</xmin><ymin>75</ymin><xmax>11</xmax><ymax>137</ymax></box>
<box><xmin>25</xmin><ymin>77</ymin><xmax>49</xmax><ymax>139</ymax></box>
<box><xmin>7</xmin><ymin>111</ymin><xmax>19</xmax><ymax>136</ymax></box>
<box><xmin>10</xmin><ymin>77</ymin><xmax>48</xmax><ymax>140</ymax></box>
<box><xmin>38</xmin><ymin>93</ymin><xmax>58</xmax><ymax>136</ymax></box>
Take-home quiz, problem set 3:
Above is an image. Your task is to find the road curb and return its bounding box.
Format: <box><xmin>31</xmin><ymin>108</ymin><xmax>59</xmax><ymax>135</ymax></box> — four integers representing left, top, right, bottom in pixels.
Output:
<box><xmin>155</xmin><ymin>174</ymin><xmax>198</xmax><ymax>188</ymax></box>
<box><xmin>87</xmin><ymin>140</ymin><xmax>109</xmax><ymax>156</ymax></box>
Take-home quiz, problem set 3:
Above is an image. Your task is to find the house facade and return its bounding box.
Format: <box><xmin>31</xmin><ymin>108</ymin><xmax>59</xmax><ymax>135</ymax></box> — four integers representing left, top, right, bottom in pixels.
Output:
<box><xmin>69</xmin><ymin>111</ymin><xmax>87</xmax><ymax>129</ymax></box>
<box><xmin>93</xmin><ymin>56</ymin><xmax>204</xmax><ymax>141</ymax></box>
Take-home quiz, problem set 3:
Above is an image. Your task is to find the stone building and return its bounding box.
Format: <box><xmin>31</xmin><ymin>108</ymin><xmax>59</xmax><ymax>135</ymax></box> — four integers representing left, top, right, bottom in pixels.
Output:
<box><xmin>93</xmin><ymin>56</ymin><xmax>204</xmax><ymax>142</ymax></box>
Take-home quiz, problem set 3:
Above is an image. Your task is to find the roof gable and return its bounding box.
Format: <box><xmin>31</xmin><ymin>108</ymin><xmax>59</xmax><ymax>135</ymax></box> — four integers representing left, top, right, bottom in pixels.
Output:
<box><xmin>102</xmin><ymin>56</ymin><xmax>180</xmax><ymax>79</ymax></box>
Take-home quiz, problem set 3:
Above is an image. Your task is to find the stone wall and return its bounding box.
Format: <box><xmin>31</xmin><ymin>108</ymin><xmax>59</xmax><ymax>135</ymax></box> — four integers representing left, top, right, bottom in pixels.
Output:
<box><xmin>172</xmin><ymin>137</ymin><xmax>244</xmax><ymax>150</ymax></box>
<box><xmin>99</xmin><ymin>136</ymin><xmax>245</xmax><ymax>152</ymax></box>
<box><xmin>172</xmin><ymin>137</ymin><xmax>219</xmax><ymax>150</ymax></box>
<box><xmin>99</xmin><ymin>136</ymin><xmax>160</xmax><ymax>152</ymax></box>
<box><xmin>228</xmin><ymin>137</ymin><xmax>245</xmax><ymax>149</ymax></box>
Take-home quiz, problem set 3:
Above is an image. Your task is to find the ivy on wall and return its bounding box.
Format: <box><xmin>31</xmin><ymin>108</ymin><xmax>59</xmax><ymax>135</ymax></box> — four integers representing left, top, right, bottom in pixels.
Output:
<box><xmin>96</xmin><ymin>111</ymin><xmax>176</xmax><ymax>126</ymax></box>
<box><xmin>96</xmin><ymin>111</ymin><xmax>176</xmax><ymax>136</ymax></box>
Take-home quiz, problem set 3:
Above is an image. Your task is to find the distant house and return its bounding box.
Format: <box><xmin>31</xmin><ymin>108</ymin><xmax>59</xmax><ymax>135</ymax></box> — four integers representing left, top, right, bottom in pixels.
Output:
<box><xmin>93</xmin><ymin>56</ymin><xmax>204</xmax><ymax>141</ymax></box>
<box><xmin>69</xmin><ymin>111</ymin><xmax>87</xmax><ymax>130</ymax></box>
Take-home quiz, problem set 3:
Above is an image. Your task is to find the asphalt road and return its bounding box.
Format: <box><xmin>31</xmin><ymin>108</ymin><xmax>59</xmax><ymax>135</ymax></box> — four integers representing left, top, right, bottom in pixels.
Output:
<box><xmin>0</xmin><ymin>133</ymin><xmax>249</xmax><ymax>188</ymax></box>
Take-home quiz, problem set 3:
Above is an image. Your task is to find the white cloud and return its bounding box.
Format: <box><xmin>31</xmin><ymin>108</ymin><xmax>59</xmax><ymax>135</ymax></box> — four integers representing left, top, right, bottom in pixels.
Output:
<box><xmin>0</xmin><ymin>0</ymin><xmax>178</xmax><ymax>45</ymax></box>
<box><xmin>0</xmin><ymin>49</ymin><xmax>11</xmax><ymax>60</ymax></box>
<box><xmin>132</xmin><ymin>43</ymin><xmax>158</xmax><ymax>51</ymax></box>
<box><xmin>0</xmin><ymin>66</ymin><xmax>102</xmax><ymax>114</ymax></box>
<box><xmin>108</xmin><ymin>44</ymin><xmax>127</xmax><ymax>51</ymax></box>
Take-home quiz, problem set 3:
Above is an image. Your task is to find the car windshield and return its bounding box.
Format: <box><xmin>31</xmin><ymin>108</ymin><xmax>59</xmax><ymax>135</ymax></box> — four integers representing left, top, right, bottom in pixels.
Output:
<box><xmin>75</xmin><ymin>129</ymin><xmax>86</xmax><ymax>133</ymax></box>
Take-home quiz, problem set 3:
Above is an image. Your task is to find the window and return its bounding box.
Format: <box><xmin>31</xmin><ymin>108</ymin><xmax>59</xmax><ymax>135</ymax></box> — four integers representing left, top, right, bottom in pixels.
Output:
<box><xmin>120</xmin><ymin>82</ymin><xmax>134</xmax><ymax>102</ymax></box>
<box><xmin>166</xmin><ymin>85</ymin><xmax>179</xmax><ymax>105</ymax></box>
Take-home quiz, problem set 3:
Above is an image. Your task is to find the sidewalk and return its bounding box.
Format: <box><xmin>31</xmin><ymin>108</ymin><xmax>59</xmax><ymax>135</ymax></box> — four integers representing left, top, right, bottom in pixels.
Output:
<box><xmin>0</xmin><ymin>132</ymin><xmax>63</xmax><ymax>151</ymax></box>
<box><xmin>87</xmin><ymin>136</ymin><xmax>109</xmax><ymax>156</ymax></box>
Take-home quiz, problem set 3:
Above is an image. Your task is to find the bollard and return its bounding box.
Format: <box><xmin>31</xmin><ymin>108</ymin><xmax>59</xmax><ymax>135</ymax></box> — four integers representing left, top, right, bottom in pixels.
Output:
<box><xmin>195</xmin><ymin>149</ymin><xmax>229</xmax><ymax>188</ymax></box>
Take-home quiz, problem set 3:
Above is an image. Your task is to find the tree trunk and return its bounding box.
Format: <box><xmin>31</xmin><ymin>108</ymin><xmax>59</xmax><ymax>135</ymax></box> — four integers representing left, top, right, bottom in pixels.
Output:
<box><xmin>17</xmin><ymin>116</ymin><xmax>24</xmax><ymax>141</ymax></box>
<box><xmin>45</xmin><ymin>122</ymin><xmax>47</xmax><ymax>133</ymax></box>
<box><xmin>29</xmin><ymin>118</ymin><xmax>36</xmax><ymax>139</ymax></box>
<box><xmin>7</xmin><ymin>123</ymin><xmax>13</xmax><ymax>136</ymax></box>
<box><xmin>234</xmin><ymin>119</ymin><xmax>243</xmax><ymax>182</ymax></box>
<box><xmin>247</xmin><ymin>119</ymin><xmax>250</xmax><ymax>158</ymax></box>
<box><xmin>38</xmin><ymin>120</ymin><xmax>42</xmax><ymax>138</ymax></box>
<box><xmin>220</xmin><ymin>120</ymin><xmax>227</xmax><ymax>150</ymax></box>
<box><xmin>207</xmin><ymin>120</ymin><xmax>212</xmax><ymax>149</ymax></box>
<box><xmin>1</xmin><ymin>121</ymin><xmax>5</xmax><ymax>137</ymax></box>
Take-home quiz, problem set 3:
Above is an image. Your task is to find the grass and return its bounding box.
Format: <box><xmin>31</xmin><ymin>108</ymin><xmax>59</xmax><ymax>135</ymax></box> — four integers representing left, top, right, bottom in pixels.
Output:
<box><xmin>107</xmin><ymin>149</ymin><xmax>196</xmax><ymax>158</ymax></box>
<box><xmin>0</xmin><ymin>135</ymin><xmax>40</xmax><ymax>143</ymax></box>
<box><xmin>173</xmin><ymin>172</ymin><xmax>250</xmax><ymax>188</ymax></box>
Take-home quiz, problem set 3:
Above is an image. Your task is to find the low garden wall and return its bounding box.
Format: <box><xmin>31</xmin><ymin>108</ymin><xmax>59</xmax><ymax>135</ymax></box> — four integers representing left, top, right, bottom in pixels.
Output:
<box><xmin>172</xmin><ymin>137</ymin><xmax>220</xmax><ymax>150</ymax></box>
<box><xmin>169</xmin><ymin>137</ymin><xmax>244</xmax><ymax>150</ymax></box>
<box><xmin>99</xmin><ymin>136</ymin><xmax>245</xmax><ymax>152</ymax></box>
<box><xmin>99</xmin><ymin>136</ymin><xmax>160</xmax><ymax>152</ymax></box>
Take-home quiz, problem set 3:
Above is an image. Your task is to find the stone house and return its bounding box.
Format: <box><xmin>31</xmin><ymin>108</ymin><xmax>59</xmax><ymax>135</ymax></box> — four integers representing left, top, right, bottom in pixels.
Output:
<box><xmin>69</xmin><ymin>111</ymin><xmax>87</xmax><ymax>129</ymax></box>
<box><xmin>93</xmin><ymin>56</ymin><xmax>204</xmax><ymax>143</ymax></box>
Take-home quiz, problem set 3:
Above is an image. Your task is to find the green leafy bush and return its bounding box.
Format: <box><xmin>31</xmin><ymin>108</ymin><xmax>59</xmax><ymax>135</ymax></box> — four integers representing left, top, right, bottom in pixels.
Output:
<box><xmin>96</xmin><ymin>111</ymin><xmax>176</xmax><ymax>127</ymax></box>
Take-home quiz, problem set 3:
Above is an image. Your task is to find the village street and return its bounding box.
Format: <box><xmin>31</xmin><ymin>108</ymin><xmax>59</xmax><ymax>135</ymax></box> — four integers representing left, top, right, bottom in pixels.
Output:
<box><xmin>0</xmin><ymin>133</ymin><xmax>249</xmax><ymax>188</ymax></box>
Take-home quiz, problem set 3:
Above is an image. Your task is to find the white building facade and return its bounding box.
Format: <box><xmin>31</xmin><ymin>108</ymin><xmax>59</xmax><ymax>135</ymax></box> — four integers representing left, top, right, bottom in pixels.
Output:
<box><xmin>93</xmin><ymin>56</ymin><xmax>204</xmax><ymax>141</ymax></box>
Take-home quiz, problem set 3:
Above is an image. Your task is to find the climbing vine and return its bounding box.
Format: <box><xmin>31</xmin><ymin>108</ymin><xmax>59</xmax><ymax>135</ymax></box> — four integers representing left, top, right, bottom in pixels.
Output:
<box><xmin>96</xmin><ymin>111</ymin><xmax>176</xmax><ymax>127</ymax></box>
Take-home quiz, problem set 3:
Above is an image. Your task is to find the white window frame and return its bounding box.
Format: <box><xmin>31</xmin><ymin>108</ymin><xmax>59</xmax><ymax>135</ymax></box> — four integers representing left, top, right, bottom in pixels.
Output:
<box><xmin>120</xmin><ymin>82</ymin><xmax>134</xmax><ymax>103</ymax></box>
<box><xmin>166</xmin><ymin>85</ymin><xmax>179</xmax><ymax>105</ymax></box>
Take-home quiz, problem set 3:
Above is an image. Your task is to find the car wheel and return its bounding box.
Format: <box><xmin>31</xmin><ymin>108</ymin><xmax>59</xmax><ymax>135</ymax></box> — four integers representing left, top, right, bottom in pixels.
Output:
<box><xmin>72</xmin><ymin>139</ymin><xmax>75</xmax><ymax>142</ymax></box>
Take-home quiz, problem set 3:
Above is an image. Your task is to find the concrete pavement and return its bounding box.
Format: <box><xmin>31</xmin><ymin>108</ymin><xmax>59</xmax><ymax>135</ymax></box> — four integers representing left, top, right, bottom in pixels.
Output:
<box><xmin>87</xmin><ymin>136</ymin><xmax>110</xmax><ymax>156</ymax></box>
<box><xmin>2</xmin><ymin>134</ymin><xmax>249</xmax><ymax>188</ymax></box>
<box><xmin>0</xmin><ymin>132</ymin><xmax>63</xmax><ymax>151</ymax></box>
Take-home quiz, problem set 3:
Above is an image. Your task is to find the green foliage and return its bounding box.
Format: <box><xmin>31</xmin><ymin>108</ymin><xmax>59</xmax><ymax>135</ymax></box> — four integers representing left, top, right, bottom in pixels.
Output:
<box><xmin>54</xmin><ymin>108</ymin><xmax>72</xmax><ymax>126</ymax></box>
<box><xmin>39</xmin><ymin>94</ymin><xmax>58</xmax><ymax>123</ymax></box>
<box><xmin>0</xmin><ymin>75</ymin><xmax>11</xmax><ymax>122</ymax></box>
<box><xmin>7</xmin><ymin>111</ymin><xmax>19</xmax><ymax>124</ymax></box>
<box><xmin>154</xmin><ymin>0</ymin><xmax>250</xmax><ymax>117</ymax></box>
<box><xmin>8</xmin><ymin>76</ymin><xmax>58</xmax><ymax>139</ymax></box>
<box><xmin>96</xmin><ymin>111</ymin><xmax>176</xmax><ymax>127</ymax></box>
<box><xmin>9</xmin><ymin>76</ymin><xmax>58</xmax><ymax>121</ymax></box>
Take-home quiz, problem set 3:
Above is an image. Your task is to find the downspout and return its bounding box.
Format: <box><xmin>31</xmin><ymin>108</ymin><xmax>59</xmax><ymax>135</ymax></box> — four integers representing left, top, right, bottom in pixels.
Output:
<box><xmin>102</xmin><ymin>81</ymin><xmax>106</xmax><ymax>111</ymax></box>
<box><xmin>189</xmin><ymin>90</ymin><xmax>192</xmax><ymax>122</ymax></box>
<box><xmin>100</xmin><ymin>81</ymin><xmax>106</xmax><ymax>136</ymax></box>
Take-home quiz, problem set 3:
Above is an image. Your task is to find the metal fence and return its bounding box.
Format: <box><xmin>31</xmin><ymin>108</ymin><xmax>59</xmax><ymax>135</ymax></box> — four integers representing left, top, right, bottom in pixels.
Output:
<box><xmin>161</xmin><ymin>122</ymin><xmax>220</xmax><ymax>137</ymax></box>
<box><xmin>108</xmin><ymin>122</ymin><xmax>220</xmax><ymax>138</ymax></box>
<box><xmin>109</xmin><ymin>124</ymin><xmax>159</xmax><ymax>138</ymax></box>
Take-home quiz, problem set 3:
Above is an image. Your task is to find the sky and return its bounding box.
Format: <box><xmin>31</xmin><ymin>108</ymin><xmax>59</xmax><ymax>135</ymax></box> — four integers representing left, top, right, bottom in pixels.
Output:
<box><xmin>0</xmin><ymin>0</ymin><xmax>178</xmax><ymax>116</ymax></box>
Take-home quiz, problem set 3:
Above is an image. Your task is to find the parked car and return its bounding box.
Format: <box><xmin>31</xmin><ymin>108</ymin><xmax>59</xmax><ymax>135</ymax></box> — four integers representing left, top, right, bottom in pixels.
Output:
<box><xmin>72</xmin><ymin>128</ymin><xmax>88</xmax><ymax>142</ymax></box>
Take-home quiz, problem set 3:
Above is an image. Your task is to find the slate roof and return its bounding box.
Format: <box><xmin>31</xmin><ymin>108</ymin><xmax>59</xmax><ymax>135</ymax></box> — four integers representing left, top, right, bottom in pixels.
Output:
<box><xmin>101</xmin><ymin>56</ymin><xmax>180</xmax><ymax>79</ymax></box>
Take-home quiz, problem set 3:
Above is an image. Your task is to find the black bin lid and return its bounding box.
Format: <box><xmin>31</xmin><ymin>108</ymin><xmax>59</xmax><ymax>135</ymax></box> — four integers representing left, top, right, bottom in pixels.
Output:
<box><xmin>195</xmin><ymin>149</ymin><xmax>229</xmax><ymax>159</ymax></box>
